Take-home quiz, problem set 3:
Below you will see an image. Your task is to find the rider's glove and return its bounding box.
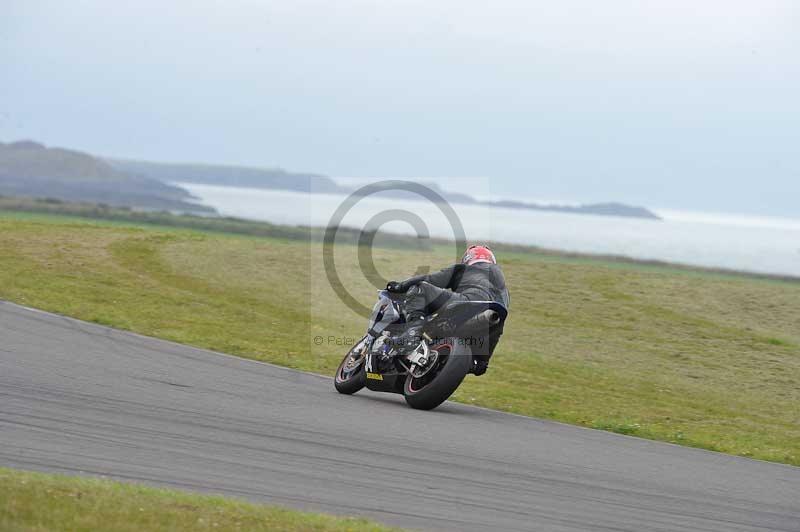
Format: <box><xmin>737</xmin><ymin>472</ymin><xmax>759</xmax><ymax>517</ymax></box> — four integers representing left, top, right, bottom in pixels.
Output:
<box><xmin>386</xmin><ymin>281</ymin><xmax>404</xmax><ymax>293</ymax></box>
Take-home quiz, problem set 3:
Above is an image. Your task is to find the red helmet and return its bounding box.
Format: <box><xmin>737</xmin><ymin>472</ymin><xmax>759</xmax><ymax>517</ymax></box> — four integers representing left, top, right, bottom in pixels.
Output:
<box><xmin>462</xmin><ymin>245</ymin><xmax>496</xmax><ymax>265</ymax></box>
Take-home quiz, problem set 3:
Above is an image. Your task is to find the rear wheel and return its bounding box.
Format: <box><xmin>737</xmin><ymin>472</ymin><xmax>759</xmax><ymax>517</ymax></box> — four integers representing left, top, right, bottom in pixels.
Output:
<box><xmin>334</xmin><ymin>335</ymin><xmax>368</xmax><ymax>395</ymax></box>
<box><xmin>404</xmin><ymin>339</ymin><xmax>471</xmax><ymax>410</ymax></box>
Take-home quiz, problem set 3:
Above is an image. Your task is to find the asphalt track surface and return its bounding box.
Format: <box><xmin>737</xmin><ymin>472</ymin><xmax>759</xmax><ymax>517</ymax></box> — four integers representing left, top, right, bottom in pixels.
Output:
<box><xmin>1</xmin><ymin>301</ymin><xmax>798</xmax><ymax>532</ymax></box>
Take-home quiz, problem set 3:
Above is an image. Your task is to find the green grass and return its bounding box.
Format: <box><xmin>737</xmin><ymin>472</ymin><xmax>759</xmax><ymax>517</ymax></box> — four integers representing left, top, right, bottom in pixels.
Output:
<box><xmin>0</xmin><ymin>467</ymin><xmax>399</xmax><ymax>532</ymax></box>
<box><xmin>1</xmin><ymin>211</ymin><xmax>799</xmax><ymax>466</ymax></box>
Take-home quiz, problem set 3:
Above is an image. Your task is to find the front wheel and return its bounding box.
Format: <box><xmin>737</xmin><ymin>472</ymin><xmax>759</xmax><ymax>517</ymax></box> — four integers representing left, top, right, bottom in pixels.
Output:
<box><xmin>334</xmin><ymin>335</ymin><xmax>368</xmax><ymax>395</ymax></box>
<box><xmin>404</xmin><ymin>339</ymin><xmax>471</xmax><ymax>410</ymax></box>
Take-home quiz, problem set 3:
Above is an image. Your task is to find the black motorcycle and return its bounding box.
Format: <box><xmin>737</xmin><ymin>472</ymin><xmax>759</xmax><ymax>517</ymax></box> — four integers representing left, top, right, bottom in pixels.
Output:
<box><xmin>334</xmin><ymin>290</ymin><xmax>508</xmax><ymax>410</ymax></box>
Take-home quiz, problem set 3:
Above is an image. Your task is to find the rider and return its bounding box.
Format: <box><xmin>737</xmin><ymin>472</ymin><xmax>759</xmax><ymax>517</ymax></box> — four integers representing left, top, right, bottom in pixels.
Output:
<box><xmin>386</xmin><ymin>245</ymin><xmax>510</xmax><ymax>376</ymax></box>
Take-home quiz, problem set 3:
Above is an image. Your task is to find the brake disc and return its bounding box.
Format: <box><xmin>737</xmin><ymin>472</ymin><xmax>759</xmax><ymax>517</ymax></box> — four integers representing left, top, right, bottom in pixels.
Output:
<box><xmin>410</xmin><ymin>347</ymin><xmax>439</xmax><ymax>378</ymax></box>
<box><xmin>346</xmin><ymin>338</ymin><xmax>369</xmax><ymax>369</ymax></box>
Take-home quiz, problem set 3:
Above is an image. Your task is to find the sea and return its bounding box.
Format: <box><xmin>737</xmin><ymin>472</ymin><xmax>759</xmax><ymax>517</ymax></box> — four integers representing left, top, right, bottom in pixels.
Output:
<box><xmin>176</xmin><ymin>182</ymin><xmax>800</xmax><ymax>278</ymax></box>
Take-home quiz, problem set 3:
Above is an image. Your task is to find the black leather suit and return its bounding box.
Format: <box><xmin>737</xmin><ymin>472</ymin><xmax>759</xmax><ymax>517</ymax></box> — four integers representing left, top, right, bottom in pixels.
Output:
<box><xmin>395</xmin><ymin>262</ymin><xmax>510</xmax><ymax>361</ymax></box>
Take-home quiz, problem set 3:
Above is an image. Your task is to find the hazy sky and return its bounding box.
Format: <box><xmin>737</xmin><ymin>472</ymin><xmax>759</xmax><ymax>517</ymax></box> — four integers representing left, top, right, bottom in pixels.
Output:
<box><xmin>3</xmin><ymin>1</ymin><xmax>799</xmax><ymax>215</ymax></box>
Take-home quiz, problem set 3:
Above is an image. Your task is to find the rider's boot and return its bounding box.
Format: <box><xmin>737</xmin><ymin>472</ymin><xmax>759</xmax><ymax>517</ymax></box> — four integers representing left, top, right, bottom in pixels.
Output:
<box><xmin>470</xmin><ymin>359</ymin><xmax>489</xmax><ymax>376</ymax></box>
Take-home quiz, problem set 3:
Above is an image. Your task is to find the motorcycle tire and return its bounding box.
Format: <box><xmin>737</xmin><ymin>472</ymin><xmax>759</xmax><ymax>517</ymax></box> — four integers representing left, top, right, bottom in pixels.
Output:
<box><xmin>334</xmin><ymin>336</ymin><xmax>368</xmax><ymax>395</ymax></box>
<box><xmin>404</xmin><ymin>339</ymin><xmax>471</xmax><ymax>410</ymax></box>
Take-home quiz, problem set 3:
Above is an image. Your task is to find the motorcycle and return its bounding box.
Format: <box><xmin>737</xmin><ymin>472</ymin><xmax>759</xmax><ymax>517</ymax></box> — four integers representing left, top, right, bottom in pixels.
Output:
<box><xmin>334</xmin><ymin>289</ymin><xmax>508</xmax><ymax>410</ymax></box>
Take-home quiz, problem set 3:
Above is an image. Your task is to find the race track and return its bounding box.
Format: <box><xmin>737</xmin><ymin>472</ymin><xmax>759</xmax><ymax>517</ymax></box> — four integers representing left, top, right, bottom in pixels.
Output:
<box><xmin>1</xmin><ymin>301</ymin><xmax>798</xmax><ymax>531</ymax></box>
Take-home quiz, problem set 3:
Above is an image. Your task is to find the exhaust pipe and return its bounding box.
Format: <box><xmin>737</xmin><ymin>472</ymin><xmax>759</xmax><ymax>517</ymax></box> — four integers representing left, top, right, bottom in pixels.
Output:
<box><xmin>459</xmin><ymin>309</ymin><xmax>501</xmax><ymax>333</ymax></box>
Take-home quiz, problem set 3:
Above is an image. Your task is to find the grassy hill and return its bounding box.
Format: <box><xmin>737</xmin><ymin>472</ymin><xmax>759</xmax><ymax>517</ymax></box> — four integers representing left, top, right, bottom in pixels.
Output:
<box><xmin>0</xmin><ymin>140</ymin><xmax>128</xmax><ymax>181</ymax></box>
<box><xmin>0</xmin><ymin>141</ymin><xmax>213</xmax><ymax>213</ymax></box>
<box><xmin>0</xmin><ymin>206</ymin><xmax>797</xmax><ymax>466</ymax></box>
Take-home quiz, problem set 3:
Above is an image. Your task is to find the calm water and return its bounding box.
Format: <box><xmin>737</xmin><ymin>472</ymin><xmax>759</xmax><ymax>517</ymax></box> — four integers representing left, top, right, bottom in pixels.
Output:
<box><xmin>178</xmin><ymin>182</ymin><xmax>800</xmax><ymax>277</ymax></box>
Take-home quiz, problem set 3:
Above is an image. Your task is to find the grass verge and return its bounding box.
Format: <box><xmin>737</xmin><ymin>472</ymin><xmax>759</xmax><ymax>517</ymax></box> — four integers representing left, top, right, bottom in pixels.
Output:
<box><xmin>0</xmin><ymin>467</ymin><xmax>399</xmax><ymax>532</ymax></box>
<box><xmin>0</xmin><ymin>209</ymin><xmax>798</xmax><ymax>466</ymax></box>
